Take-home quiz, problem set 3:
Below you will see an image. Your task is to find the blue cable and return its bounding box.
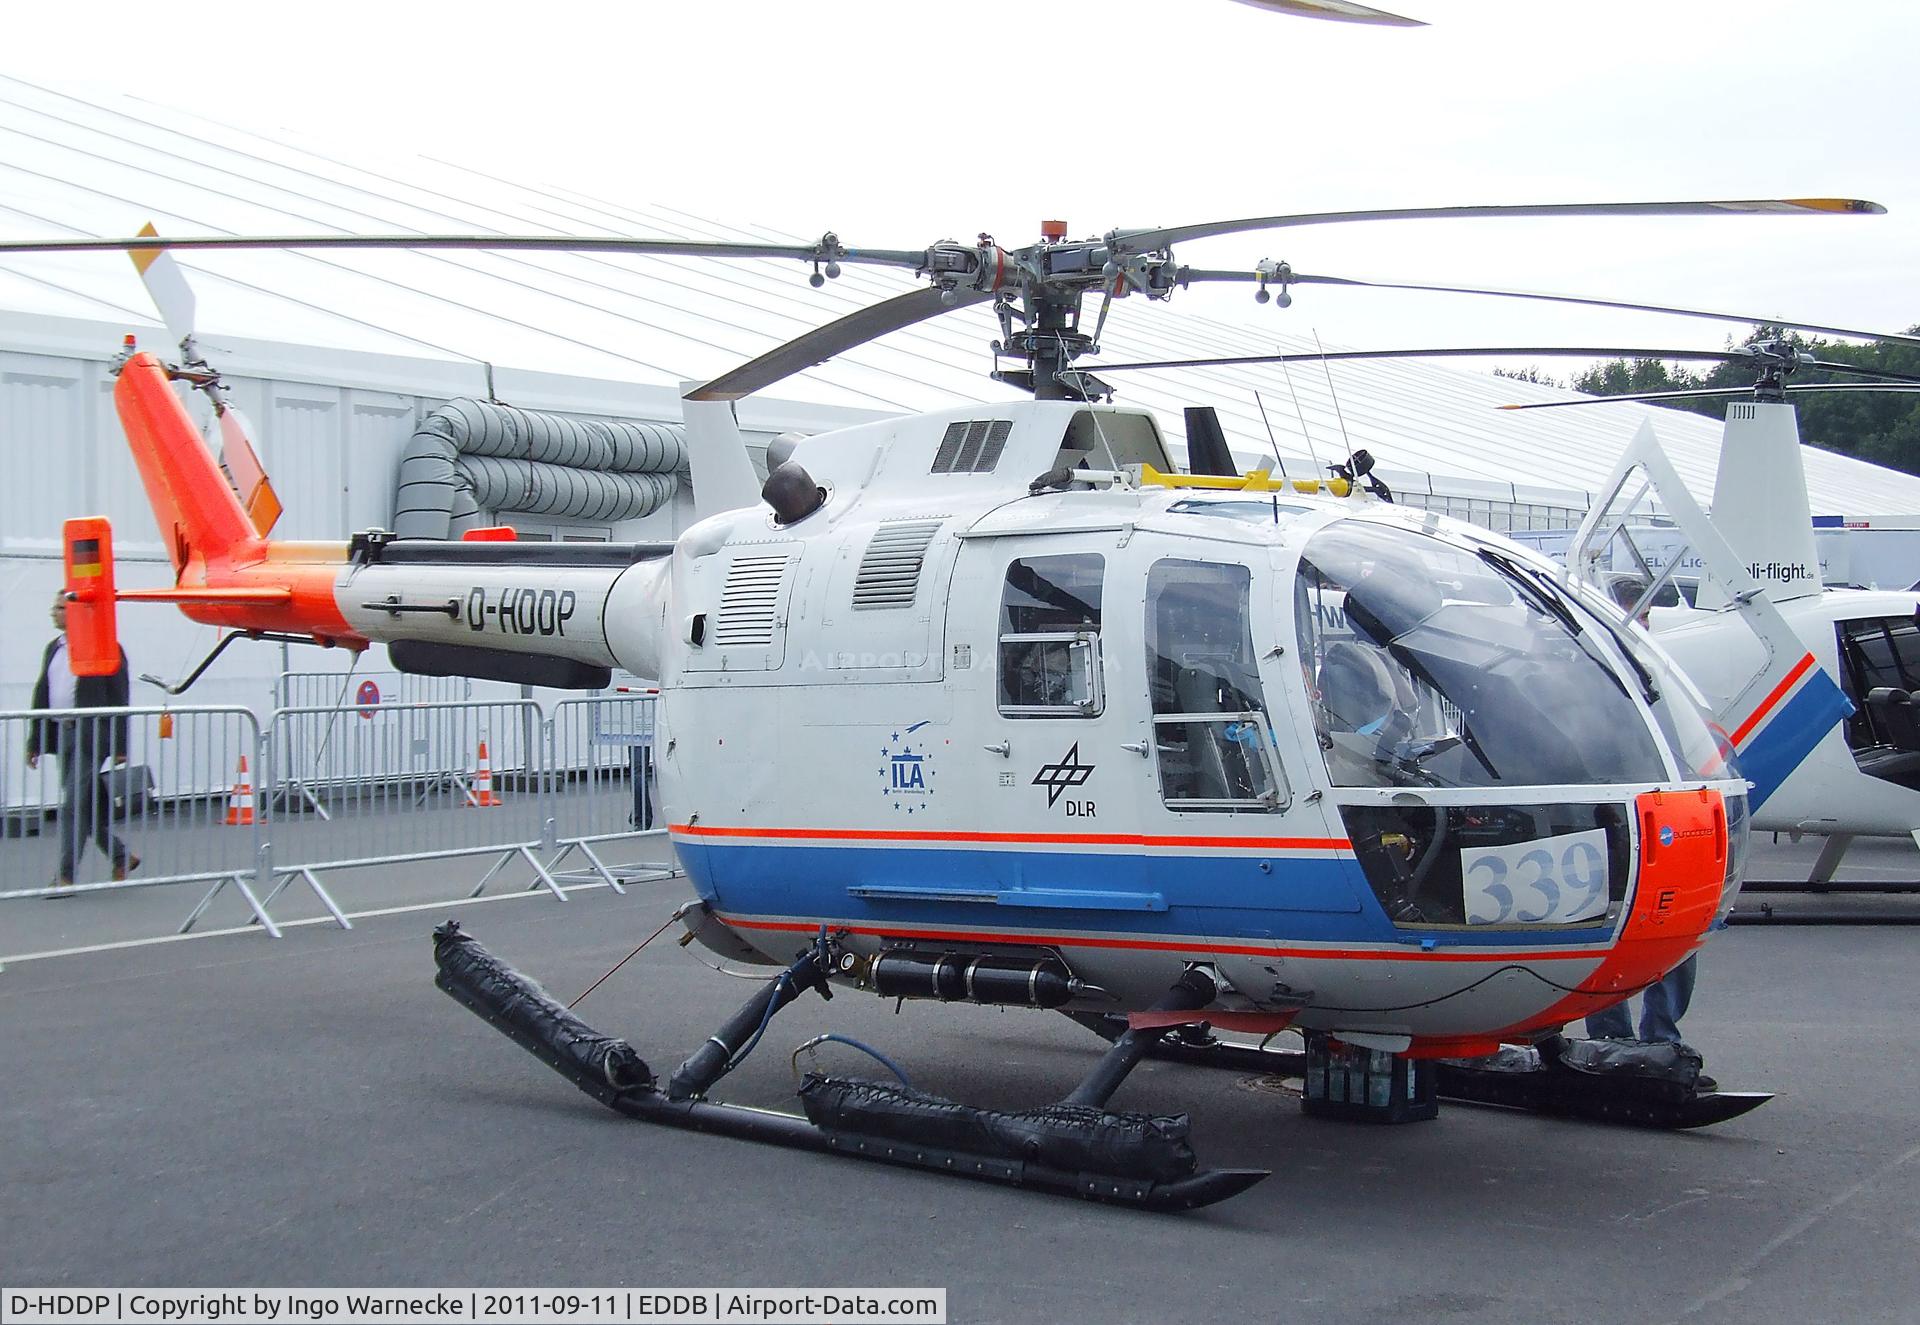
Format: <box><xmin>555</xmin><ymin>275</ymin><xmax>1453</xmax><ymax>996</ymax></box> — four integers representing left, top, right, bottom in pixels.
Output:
<box><xmin>806</xmin><ymin>1033</ymin><xmax>914</xmax><ymax>1088</ymax></box>
<box><xmin>725</xmin><ymin>972</ymin><xmax>791</xmax><ymax>1071</ymax></box>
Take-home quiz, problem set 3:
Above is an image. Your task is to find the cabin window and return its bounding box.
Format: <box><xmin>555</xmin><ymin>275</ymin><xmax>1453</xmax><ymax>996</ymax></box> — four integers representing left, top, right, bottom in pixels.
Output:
<box><xmin>1145</xmin><ymin>558</ymin><xmax>1286</xmax><ymax>811</ymax></box>
<box><xmin>998</xmin><ymin>554</ymin><xmax>1104</xmax><ymax>716</ymax></box>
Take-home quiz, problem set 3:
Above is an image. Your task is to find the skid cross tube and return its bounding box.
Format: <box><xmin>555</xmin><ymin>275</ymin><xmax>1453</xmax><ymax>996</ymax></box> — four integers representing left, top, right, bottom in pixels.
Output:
<box><xmin>668</xmin><ymin>942</ymin><xmax>832</xmax><ymax>1099</ymax></box>
<box><xmin>1063</xmin><ymin>967</ymin><xmax>1218</xmax><ymax>1108</ymax></box>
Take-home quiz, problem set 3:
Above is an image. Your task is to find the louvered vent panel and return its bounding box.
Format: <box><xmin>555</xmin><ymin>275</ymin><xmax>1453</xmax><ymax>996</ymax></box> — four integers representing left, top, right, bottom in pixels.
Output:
<box><xmin>714</xmin><ymin>554</ymin><xmax>789</xmax><ymax>645</ymax></box>
<box><xmin>930</xmin><ymin>419</ymin><xmax>1012</xmax><ymax>474</ymax></box>
<box><xmin>853</xmin><ymin>521</ymin><xmax>942</xmax><ymax>611</ymax></box>
<box><xmin>930</xmin><ymin>422</ymin><xmax>968</xmax><ymax>474</ymax></box>
<box><xmin>974</xmin><ymin>420</ymin><xmax>1013</xmax><ymax>472</ymax></box>
<box><xmin>951</xmin><ymin>420</ymin><xmax>992</xmax><ymax>471</ymax></box>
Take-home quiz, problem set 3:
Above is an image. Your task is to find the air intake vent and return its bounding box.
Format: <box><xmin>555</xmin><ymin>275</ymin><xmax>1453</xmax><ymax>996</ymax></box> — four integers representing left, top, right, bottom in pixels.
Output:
<box><xmin>714</xmin><ymin>554</ymin><xmax>788</xmax><ymax>646</ymax></box>
<box><xmin>930</xmin><ymin>420</ymin><xmax>1014</xmax><ymax>474</ymax></box>
<box><xmin>853</xmin><ymin>521</ymin><xmax>942</xmax><ymax>610</ymax></box>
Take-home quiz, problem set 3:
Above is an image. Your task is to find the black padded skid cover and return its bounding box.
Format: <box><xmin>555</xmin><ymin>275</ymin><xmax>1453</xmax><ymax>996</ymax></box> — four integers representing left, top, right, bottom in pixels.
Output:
<box><xmin>1445</xmin><ymin>1037</ymin><xmax>1702</xmax><ymax>1093</ymax></box>
<box><xmin>1554</xmin><ymin>1036</ymin><xmax>1703</xmax><ymax>1094</ymax></box>
<box><xmin>798</xmin><ymin>1074</ymin><xmax>1197</xmax><ymax>1183</ymax></box>
<box><xmin>433</xmin><ymin>920</ymin><xmax>653</xmax><ymax>1104</ymax></box>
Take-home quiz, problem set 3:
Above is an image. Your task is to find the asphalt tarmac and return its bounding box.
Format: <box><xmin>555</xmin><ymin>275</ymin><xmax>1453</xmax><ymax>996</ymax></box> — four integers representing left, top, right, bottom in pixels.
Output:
<box><xmin>3</xmin><ymin>837</ymin><xmax>1919</xmax><ymax>1325</ymax></box>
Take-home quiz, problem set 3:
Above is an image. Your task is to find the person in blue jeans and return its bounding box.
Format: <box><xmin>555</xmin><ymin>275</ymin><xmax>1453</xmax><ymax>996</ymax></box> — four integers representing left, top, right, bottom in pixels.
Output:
<box><xmin>1586</xmin><ymin>954</ymin><xmax>1695</xmax><ymax>1044</ymax></box>
<box><xmin>1585</xmin><ymin>954</ymin><xmax>1713</xmax><ymax>1091</ymax></box>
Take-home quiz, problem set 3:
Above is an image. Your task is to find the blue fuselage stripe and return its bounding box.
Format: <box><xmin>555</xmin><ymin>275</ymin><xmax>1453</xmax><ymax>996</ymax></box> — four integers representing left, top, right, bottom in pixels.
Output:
<box><xmin>675</xmin><ymin>840</ymin><xmax>1616</xmax><ymax>949</ymax></box>
<box><xmin>1737</xmin><ymin>670</ymin><xmax>1854</xmax><ymax>811</ymax></box>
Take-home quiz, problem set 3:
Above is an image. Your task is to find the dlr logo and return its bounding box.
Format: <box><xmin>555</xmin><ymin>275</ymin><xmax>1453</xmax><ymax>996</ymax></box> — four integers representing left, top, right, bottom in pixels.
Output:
<box><xmin>1065</xmin><ymin>800</ymin><xmax>1096</xmax><ymax>817</ymax></box>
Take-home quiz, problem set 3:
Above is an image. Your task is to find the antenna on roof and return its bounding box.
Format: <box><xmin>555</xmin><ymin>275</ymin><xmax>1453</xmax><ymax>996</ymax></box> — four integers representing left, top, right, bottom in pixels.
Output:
<box><xmin>1313</xmin><ymin>329</ymin><xmax>1355</xmax><ymax>470</ymax></box>
<box><xmin>1251</xmin><ymin>391</ymin><xmax>1290</xmax><ymax>478</ymax></box>
<box><xmin>1276</xmin><ymin>356</ymin><xmax>1326</xmax><ymax>481</ymax></box>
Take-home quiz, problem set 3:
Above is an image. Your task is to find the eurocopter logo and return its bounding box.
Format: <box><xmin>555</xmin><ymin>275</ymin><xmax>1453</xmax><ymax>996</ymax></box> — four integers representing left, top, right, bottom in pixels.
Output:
<box><xmin>1662</xmin><ymin>824</ymin><xmax>1715</xmax><ymax>844</ymax></box>
<box><xmin>878</xmin><ymin>721</ymin><xmax>936</xmax><ymax>815</ymax></box>
<box><xmin>1748</xmin><ymin>560</ymin><xmax>1814</xmax><ymax>585</ymax></box>
<box><xmin>1033</xmin><ymin>743</ymin><xmax>1096</xmax><ymax>815</ymax></box>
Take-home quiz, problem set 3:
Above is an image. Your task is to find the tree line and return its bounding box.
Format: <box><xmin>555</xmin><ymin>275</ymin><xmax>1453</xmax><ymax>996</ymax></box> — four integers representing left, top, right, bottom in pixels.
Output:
<box><xmin>1495</xmin><ymin>325</ymin><xmax>1920</xmax><ymax>476</ymax></box>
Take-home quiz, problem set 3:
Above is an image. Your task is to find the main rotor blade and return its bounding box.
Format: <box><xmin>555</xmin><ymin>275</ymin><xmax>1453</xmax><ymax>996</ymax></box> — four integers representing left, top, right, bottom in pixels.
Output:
<box><xmin>1088</xmin><ymin>345</ymin><xmax>1920</xmax><ymax>382</ymax></box>
<box><xmin>686</xmin><ymin>286</ymin><xmax>995</xmax><ymax>402</ymax></box>
<box><xmin>1227</xmin><ymin>0</ymin><xmax>1425</xmax><ymax>25</ymax></box>
<box><xmin>1110</xmin><ymin>198</ymin><xmax>1884</xmax><ymax>255</ymax></box>
<box><xmin>1089</xmin><ymin>346</ymin><xmax>1757</xmax><ymax>373</ymax></box>
<box><xmin>1501</xmin><ymin>382</ymin><xmax>1920</xmax><ymax>411</ymax></box>
<box><xmin>1178</xmin><ymin>267</ymin><xmax>1920</xmax><ymax>347</ymax></box>
<box><xmin>0</xmin><ymin>231</ymin><xmax>931</xmax><ymax>269</ymax></box>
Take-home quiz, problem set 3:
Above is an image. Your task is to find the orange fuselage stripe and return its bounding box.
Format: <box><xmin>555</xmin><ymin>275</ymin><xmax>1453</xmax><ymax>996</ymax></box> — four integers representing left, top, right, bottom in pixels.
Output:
<box><xmin>670</xmin><ymin>823</ymin><xmax>1352</xmax><ymax>851</ymax></box>
<box><xmin>1729</xmin><ymin>653</ymin><xmax>1815</xmax><ymax>748</ymax></box>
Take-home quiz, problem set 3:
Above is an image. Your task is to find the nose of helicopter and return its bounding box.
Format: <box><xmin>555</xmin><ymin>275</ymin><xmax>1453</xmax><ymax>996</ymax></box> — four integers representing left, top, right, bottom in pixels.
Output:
<box><xmin>1578</xmin><ymin>787</ymin><xmax>1730</xmax><ymax>1017</ymax></box>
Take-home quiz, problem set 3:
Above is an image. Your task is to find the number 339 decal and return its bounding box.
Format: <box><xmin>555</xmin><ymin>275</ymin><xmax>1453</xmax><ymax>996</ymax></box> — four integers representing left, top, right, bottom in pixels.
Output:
<box><xmin>1461</xmin><ymin>827</ymin><xmax>1610</xmax><ymax>925</ymax></box>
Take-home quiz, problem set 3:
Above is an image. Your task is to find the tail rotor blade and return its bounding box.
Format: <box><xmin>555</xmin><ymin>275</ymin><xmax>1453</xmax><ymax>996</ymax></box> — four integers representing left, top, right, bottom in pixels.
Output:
<box><xmin>129</xmin><ymin>223</ymin><xmax>197</xmax><ymax>348</ymax></box>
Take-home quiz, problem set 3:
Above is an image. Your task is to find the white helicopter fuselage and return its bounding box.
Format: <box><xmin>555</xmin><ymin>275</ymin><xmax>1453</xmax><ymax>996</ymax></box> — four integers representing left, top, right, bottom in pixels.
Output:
<box><xmin>1658</xmin><ymin>587</ymin><xmax>1920</xmax><ymax>840</ymax></box>
<box><xmin>89</xmin><ymin>358</ymin><xmax>1784</xmax><ymax>1059</ymax></box>
<box><xmin>639</xmin><ymin>401</ymin><xmax>1750</xmax><ymax>1052</ymax></box>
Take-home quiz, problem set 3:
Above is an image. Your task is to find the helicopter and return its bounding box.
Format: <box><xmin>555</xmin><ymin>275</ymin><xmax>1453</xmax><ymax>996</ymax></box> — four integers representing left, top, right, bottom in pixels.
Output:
<box><xmin>8</xmin><ymin>188</ymin><xmax>1895</xmax><ymax>1212</ymax></box>
<box><xmin>1497</xmin><ymin>349</ymin><xmax>1920</xmax><ymax>892</ymax></box>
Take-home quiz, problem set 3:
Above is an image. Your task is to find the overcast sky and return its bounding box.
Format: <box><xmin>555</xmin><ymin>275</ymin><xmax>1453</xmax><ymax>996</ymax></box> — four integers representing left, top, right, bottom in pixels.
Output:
<box><xmin>6</xmin><ymin>0</ymin><xmax>1918</xmax><ymax>373</ymax></box>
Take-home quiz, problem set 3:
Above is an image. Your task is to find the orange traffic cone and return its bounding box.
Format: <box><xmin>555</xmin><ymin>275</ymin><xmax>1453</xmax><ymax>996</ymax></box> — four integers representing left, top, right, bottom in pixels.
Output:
<box><xmin>466</xmin><ymin>740</ymin><xmax>504</xmax><ymax>808</ymax></box>
<box><xmin>225</xmin><ymin>755</ymin><xmax>256</xmax><ymax>826</ymax></box>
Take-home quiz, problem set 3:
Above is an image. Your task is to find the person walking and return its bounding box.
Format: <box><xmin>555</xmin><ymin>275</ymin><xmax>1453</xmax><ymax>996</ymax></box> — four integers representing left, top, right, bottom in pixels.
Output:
<box><xmin>26</xmin><ymin>592</ymin><xmax>137</xmax><ymax>891</ymax></box>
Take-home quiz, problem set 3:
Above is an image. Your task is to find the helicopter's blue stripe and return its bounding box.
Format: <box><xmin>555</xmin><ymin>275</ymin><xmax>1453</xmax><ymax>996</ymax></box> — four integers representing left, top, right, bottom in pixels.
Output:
<box><xmin>1733</xmin><ymin>664</ymin><xmax>1853</xmax><ymax>811</ymax></box>
<box><xmin>674</xmin><ymin>840</ymin><xmax>1619</xmax><ymax>950</ymax></box>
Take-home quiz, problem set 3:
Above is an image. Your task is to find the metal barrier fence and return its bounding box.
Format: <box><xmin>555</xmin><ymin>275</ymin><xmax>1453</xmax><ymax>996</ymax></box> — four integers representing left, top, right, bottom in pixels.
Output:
<box><xmin>0</xmin><ymin>706</ymin><xmax>281</xmax><ymax>931</ymax></box>
<box><xmin>262</xmin><ymin>698</ymin><xmax>558</xmax><ymax>922</ymax></box>
<box><xmin>543</xmin><ymin>693</ymin><xmax>659</xmax><ymax>891</ymax></box>
<box><xmin>272</xmin><ymin>672</ymin><xmax>481</xmax><ymax>819</ymax></box>
<box><xmin>273</xmin><ymin>669</ymin><xmax>473</xmax><ymax>713</ymax></box>
<box><xmin>1</xmin><ymin>694</ymin><xmax>668</xmax><ymax>946</ymax></box>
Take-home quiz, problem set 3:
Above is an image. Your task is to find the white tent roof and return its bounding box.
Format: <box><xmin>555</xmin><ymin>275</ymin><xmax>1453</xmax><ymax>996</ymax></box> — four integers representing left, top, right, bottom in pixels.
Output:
<box><xmin>3</xmin><ymin>70</ymin><xmax>1918</xmax><ymax>517</ymax></box>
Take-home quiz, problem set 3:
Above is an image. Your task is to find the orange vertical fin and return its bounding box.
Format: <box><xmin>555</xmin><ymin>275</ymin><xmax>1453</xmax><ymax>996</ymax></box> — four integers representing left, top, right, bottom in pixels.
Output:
<box><xmin>116</xmin><ymin>350</ymin><xmax>258</xmax><ymax>577</ymax></box>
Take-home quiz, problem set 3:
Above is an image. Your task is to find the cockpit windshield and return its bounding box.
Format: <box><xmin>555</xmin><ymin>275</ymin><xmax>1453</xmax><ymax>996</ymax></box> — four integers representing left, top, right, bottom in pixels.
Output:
<box><xmin>1296</xmin><ymin>521</ymin><xmax>1669</xmax><ymax>788</ymax></box>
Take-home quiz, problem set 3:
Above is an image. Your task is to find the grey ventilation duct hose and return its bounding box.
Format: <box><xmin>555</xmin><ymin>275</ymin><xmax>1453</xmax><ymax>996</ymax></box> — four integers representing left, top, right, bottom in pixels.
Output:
<box><xmin>393</xmin><ymin>399</ymin><xmax>687</xmax><ymax>539</ymax></box>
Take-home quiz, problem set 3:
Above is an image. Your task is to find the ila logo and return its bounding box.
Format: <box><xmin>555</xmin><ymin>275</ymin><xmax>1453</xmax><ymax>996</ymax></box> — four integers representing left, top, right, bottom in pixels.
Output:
<box><xmin>878</xmin><ymin>721</ymin><xmax>937</xmax><ymax>815</ymax></box>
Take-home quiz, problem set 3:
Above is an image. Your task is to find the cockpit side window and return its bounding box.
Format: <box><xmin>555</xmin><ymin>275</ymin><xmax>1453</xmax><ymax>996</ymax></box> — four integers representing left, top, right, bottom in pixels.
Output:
<box><xmin>997</xmin><ymin>554</ymin><xmax>1105</xmax><ymax>717</ymax></box>
<box><xmin>1145</xmin><ymin>558</ymin><xmax>1288</xmax><ymax>812</ymax></box>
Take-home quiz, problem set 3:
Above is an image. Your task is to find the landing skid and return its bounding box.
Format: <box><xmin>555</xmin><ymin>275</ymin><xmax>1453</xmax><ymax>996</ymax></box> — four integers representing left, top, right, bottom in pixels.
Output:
<box><xmin>1430</xmin><ymin>1058</ymin><xmax>1773</xmax><ymax>1129</ymax></box>
<box><xmin>433</xmin><ymin>923</ymin><xmax>1266</xmax><ymax>1212</ymax></box>
<box><xmin>1062</xmin><ymin>1013</ymin><xmax>1773</xmax><ymax>1131</ymax></box>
